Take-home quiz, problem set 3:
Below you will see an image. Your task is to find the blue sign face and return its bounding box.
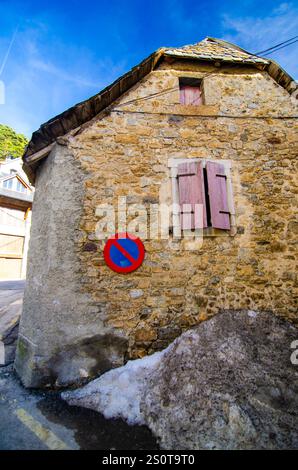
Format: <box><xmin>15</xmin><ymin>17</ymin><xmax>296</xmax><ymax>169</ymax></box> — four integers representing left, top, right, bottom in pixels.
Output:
<box><xmin>109</xmin><ymin>237</ymin><xmax>140</xmax><ymax>268</ymax></box>
<box><xmin>103</xmin><ymin>233</ymin><xmax>145</xmax><ymax>274</ymax></box>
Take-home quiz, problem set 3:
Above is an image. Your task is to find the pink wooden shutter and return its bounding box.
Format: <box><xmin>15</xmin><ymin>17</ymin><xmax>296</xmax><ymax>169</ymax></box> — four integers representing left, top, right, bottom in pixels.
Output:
<box><xmin>206</xmin><ymin>161</ymin><xmax>230</xmax><ymax>230</ymax></box>
<box><xmin>177</xmin><ymin>161</ymin><xmax>207</xmax><ymax>229</ymax></box>
<box><xmin>180</xmin><ymin>85</ymin><xmax>202</xmax><ymax>105</ymax></box>
<box><xmin>180</xmin><ymin>86</ymin><xmax>186</xmax><ymax>105</ymax></box>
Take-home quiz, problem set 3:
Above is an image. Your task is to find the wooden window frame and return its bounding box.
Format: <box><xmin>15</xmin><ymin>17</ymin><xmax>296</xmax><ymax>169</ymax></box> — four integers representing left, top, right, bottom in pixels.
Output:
<box><xmin>179</xmin><ymin>77</ymin><xmax>204</xmax><ymax>106</ymax></box>
<box><xmin>168</xmin><ymin>158</ymin><xmax>236</xmax><ymax>237</ymax></box>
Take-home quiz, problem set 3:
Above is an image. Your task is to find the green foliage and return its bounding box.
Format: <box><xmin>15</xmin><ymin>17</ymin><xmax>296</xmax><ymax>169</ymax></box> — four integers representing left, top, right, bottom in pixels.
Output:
<box><xmin>0</xmin><ymin>124</ymin><xmax>28</xmax><ymax>161</ymax></box>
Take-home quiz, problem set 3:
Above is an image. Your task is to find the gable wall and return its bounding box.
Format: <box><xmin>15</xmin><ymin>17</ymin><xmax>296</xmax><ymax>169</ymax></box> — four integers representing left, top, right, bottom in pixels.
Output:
<box><xmin>70</xmin><ymin>60</ymin><xmax>297</xmax><ymax>358</ymax></box>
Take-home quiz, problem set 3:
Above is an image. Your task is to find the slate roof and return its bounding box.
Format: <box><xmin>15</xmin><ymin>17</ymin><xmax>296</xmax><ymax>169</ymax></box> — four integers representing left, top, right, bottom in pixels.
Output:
<box><xmin>23</xmin><ymin>37</ymin><xmax>296</xmax><ymax>182</ymax></box>
<box><xmin>163</xmin><ymin>37</ymin><xmax>269</xmax><ymax>65</ymax></box>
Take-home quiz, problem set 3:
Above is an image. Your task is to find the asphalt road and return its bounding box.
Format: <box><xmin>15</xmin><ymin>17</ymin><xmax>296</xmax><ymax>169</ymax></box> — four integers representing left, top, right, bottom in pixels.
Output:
<box><xmin>0</xmin><ymin>279</ymin><xmax>158</xmax><ymax>450</ymax></box>
<box><xmin>0</xmin><ymin>365</ymin><xmax>158</xmax><ymax>450</ymax></box>
<box><xmin>0</xmin><ymin>280</ymin><xmax>25</xmax><ymax>310</ymax></box>
<box><xmin>0</xmin><ymin>280</ymin><xmax>26</xmax><ymax>290</ymax></box>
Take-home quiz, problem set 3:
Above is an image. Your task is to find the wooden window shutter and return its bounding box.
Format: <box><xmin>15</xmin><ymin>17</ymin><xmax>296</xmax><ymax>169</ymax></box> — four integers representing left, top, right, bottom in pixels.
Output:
<box><xmin>180</xmin><ymin>85</ymin><xmax>202</xmax><ymax>105</ymax></box>
<box><xmin>206</xmin><ymin>161</ymin><xmax>230</xmax><ymax>230</ymax></box>
<box><xmin>177</xmin><ymin>161</ymin><xmax>207</xmax><ymax>229</ymax></box>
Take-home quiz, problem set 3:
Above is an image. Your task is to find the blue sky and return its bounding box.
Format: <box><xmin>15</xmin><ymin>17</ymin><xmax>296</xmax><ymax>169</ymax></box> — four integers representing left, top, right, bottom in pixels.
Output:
<box><xmin>0</xmin><ymin>0</ymin><xmax>297</xmax><ymax>138</ymax></box>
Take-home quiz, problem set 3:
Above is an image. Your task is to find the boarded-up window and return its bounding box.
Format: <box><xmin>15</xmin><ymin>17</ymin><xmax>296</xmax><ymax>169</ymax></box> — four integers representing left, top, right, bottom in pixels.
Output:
<box><xmin>177</xmin><ymin>160</ymin><xmax>231</xmax><ymax>231</ymax></box>
<box><xmin>179</xmin><ymin>77</ymin><xmax>203</xmax><ymax>105</ymax></box>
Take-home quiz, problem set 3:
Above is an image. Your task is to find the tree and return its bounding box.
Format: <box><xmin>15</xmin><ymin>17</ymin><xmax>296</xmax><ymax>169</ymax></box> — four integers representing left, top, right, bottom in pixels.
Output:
<box><xmin>0</xmin><ymin>124</ymin><xmax>28</xmax><ymax>161</ymax></box>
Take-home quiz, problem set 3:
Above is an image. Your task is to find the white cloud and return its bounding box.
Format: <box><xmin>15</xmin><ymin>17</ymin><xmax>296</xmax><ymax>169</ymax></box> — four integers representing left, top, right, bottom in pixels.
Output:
<box><xmin>0</xmin><ymin>22</ymin><xmax>126</xmax><ymax>136</ymax></box>
<box><xmin>30</xmin><ymin>59</ymin><xmax>98</xmax><ymax>88</ymax></box>
<box><xmin>221</xmin><ymin>2</ymin><xmax>298</xmax><ymax>79</ymax></box>
<box><xmin>273</xmin><ymin>3</ymin><xmax>292</xmax><ymax>15</ymax></box>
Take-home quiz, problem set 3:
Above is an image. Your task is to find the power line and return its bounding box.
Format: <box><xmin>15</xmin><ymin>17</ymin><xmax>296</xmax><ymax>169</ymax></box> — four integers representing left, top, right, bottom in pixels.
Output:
<box><xmin>111</xmin><ymin>108</ymin><xmax>298</xmax><ymax>119</ymax></box>
<box><xmin>259</xmin><ymin>39</ymin><xmax>298</xmax><ymax>56</ymax></box>
<box><xmin>113</xmin><ymin>37</ymin><xmax>298</xmax><ymax>111</ymax></box>
<box><xmin>254</xmin><ymin>35</ymin><xmax>298</xmax><ymax>55</ymax></box>
<box><xmin>115</xmin><ymin>86</ymin><xmax>180</xmax><ymax>109</ymax></box>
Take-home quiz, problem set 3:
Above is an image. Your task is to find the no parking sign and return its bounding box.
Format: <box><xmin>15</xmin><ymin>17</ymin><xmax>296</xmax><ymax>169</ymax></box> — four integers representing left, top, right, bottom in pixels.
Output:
<box><xmin>103</xmin><ymin>232</ymin><xmax>145</xmax><ymax>274</ymax></box>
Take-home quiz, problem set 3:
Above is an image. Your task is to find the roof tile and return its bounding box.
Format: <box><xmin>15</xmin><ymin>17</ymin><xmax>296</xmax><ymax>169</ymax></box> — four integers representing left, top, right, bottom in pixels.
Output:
<box><xmin>164</xmin><ymin>37</ymin><xmax>269</xmax><ymax>65</ymax></box>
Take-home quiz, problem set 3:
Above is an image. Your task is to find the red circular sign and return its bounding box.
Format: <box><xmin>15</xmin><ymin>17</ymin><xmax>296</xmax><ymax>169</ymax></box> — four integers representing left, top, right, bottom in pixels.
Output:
<box><xmin>103</xmin><ymin>232</ymin><xmax>145</xmax><ymax>274</ymax></box>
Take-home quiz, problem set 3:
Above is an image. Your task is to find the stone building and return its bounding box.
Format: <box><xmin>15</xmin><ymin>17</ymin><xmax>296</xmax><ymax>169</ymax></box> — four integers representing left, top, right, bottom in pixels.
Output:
<box><xmin>15</xmin><ymin>38</ymin><xmax>298</xmax><ymax>388</ymax></box>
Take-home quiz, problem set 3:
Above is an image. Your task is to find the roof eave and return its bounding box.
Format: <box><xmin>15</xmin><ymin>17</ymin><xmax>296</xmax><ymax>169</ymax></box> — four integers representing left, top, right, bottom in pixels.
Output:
<box><xmin>265</xmin><ymin>58</ymin><xmax>297</xmax><ymax>93</ymax></box>
<box><xmin>163</xmin><ymin>50</ymin><xmax>269</xmax><ymax>66</ymax></box>
<box><xmin>23</xmin><ymin>49</ymin><xmax>164</xmax><ymax>162</ymax></box>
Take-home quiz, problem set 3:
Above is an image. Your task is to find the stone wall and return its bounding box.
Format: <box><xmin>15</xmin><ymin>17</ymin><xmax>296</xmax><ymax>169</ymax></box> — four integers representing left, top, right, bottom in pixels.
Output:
<box><xmin>16</xmin><ymin>59</ymin><xmax>298</xmax><ymax>386</ymax></box>
<box><xmin>69</xmin><ymin>61</ymin><xmax>297</xmax><ymax>359</ymax></box>
<box><xmin>15</xmin><ymin>145</ymin><xmax>128</xmax><ymax>387</ymax></box>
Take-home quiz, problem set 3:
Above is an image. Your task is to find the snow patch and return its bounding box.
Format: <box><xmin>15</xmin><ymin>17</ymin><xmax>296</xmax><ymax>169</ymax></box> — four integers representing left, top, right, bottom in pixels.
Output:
<box><xmin>0</xmin><ymin>341</ymin><xmax>5</xmax><ymax>365</ymax></box>
<box><xmin>61</xmin><ymin>348</ymin><xmax>169</xmax><ymax>425</ymax></box>
<box><xmin>247</xmin><ymin>310</ymin><xmax>258</xmax><ymax>318</ymax></box>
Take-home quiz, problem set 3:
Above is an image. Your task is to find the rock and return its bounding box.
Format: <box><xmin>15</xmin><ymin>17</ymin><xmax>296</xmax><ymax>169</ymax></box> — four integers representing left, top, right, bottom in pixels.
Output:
<box><xmin>115</xmin><ymin>134</ymin><xmax>139</xmax><ymax>144</ymax></box>
<box><xmin>83</xmin><ymin>242</ymin><xmax>97</xmax><ymax>252</ymax></box>
<box><xmin>61</xmin><ymin>310</ymin><xmax>298</xmax><ymax>449</ymax></box>
<box><xmin>157</xmin><ymin>326</ymin><xmax>181</xmax><ymax>340</ymax></box>
<box><xmin>130</xmin><ymin>289</ymin><xmax>144</xmax><ymax>299</ymax></box>
<box><xmin>134</xmin><ymin>324</ymin><xmax>157</xmax><ymax>344</ymax></box>
<box><xmin>141</xmin><ymin>310</ymin><xmax>298</xmax><ymax>450</ymax></box>
<box><xmin>140</xmin><ymin>177</ymin><xmax>152</xmax><ymax>188</ymax></box>
<box><xmin>288</xmin><ymin>220</ymin><xmax>298</xmax><ymax>234</ymax></box>
<box><xmin>0</xmin><ymin>297</ymin><xmax>23</xmax><ymax>366</ymax></box>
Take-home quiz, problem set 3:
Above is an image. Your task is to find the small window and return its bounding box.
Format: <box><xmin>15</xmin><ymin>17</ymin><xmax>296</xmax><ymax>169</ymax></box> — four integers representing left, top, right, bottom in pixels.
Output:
<box><xmin>3</xmin><ymin>179</ymin><xmax>13</xmax><ymax>189</ymax></box>
<box><xmin>179</xmin><ymin>77</ymin><xmax>203</xmax><ymax>105</ymax></box>
<box><xmin>16</xmin><ymin>180</ymin><xmax>26</xmax><ymax>193</ymax></box>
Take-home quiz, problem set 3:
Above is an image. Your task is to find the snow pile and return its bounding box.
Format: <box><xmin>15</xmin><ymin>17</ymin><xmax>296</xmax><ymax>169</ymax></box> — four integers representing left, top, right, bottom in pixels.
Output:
<box><xmin>61</xmin><ymin>348</ymin><xmax>168</xmax><ymax>425</ymax></box>
<box><xmin>62</xmin><ymin>311</ymin><xmax>298</xmax><ymax>449</ymax></box>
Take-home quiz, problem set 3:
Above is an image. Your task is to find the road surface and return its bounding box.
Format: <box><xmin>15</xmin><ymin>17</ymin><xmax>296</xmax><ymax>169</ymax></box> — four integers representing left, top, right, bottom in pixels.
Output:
<box><xmin>0</xmin><ymin>364</ymin><xmax>158</xmax><ymax>450</ymax></box>
<box><xmin>0</xmin><ymin>280</ymin><xmax>158</xmax><ymax>450</ymax></box>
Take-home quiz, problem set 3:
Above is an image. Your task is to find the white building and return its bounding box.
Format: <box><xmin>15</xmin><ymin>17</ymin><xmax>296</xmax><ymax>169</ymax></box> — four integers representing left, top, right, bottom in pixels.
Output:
<box><xmin>0</xmin><ymin>157</ymin><xmax>34</xmax><ymax>279</ymax></box>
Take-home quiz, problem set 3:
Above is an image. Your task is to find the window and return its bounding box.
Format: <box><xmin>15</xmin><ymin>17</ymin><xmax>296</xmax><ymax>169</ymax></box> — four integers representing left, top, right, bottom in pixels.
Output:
<box><xmin>3</xmin><ymin>178</ymin><xmax>13</xmax><ymax>189</ymax></box>
<box><xmin>16</xmin><ymin>180</ymin><xmax>26</xmax><ymax>193</ymax></box>
<box><xmin>2</xmin><ymin>177</ymin><xmax>27</xmax><ymax>193</ymax></box>
<box><xmin>169</xmin><ymin>158</ymin><xmax>235</xmax><ymax>234</ymax></box>
<box><xmin>179</xmin><ymin>77</ymin><xmax>203</xmax><ymax>105</ymax></box>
